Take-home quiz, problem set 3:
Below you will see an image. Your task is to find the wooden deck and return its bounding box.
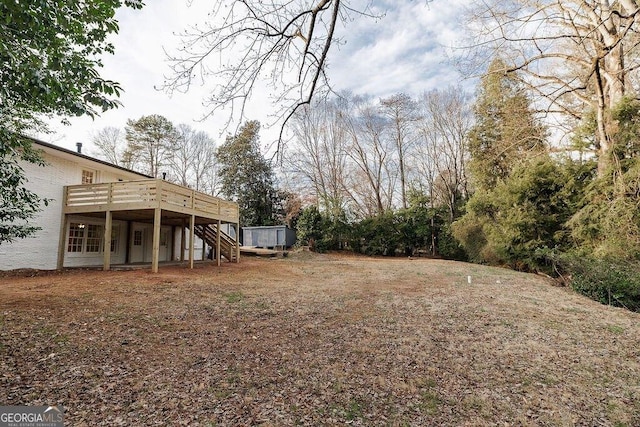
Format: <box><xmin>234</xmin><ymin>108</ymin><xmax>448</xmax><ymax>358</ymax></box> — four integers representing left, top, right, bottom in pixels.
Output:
<box><xmin>64</xmin><ymin>179</ymin><xmax>239</xmax><ymax>223</ymax></box>
<box><xmin>59</xmin><ymin>179</ymin><xmax>240</xmax><ymax>273</ymax></box>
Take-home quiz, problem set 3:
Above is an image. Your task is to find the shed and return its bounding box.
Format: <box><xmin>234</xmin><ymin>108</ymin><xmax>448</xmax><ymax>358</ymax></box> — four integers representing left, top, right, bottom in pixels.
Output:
<box><xmin>242</xmin><ymin>225</ymin><xmax>296</xmax><ymax>249</ymax></box>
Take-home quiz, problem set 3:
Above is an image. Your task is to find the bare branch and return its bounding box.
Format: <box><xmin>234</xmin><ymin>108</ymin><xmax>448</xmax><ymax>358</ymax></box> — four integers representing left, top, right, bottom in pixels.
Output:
<box><xmin>163</xmin><ymin>0</ymin><xmax>386</xmax><ymax>156</ymax></box>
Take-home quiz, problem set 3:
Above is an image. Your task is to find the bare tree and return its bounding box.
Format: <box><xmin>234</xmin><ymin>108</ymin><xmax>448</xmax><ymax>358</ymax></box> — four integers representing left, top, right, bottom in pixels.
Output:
<box><xmin>344</xmin><ymin>98</ymin><xmax>396</xmax><ymax>217</ymax></box>
<box><xmin>462</xmin><ymin>0</ymin><xmax>640</xmax><ymax>175</ymax></box>
<box><xmin>91</xmin><ymin>126</ymin><xmax>128</xmax><ymax>167</ymax></box>
<box><xmin>164</xmin><ymin>1</ymin><xmax>390</xmax><ymax>148</ymax></box>
<box><xmin>200</xmin><ymin>164</ymin><xmax>222</xmax><ymax>197</ymax></box>
<box><xmin>166</xmin><ymin>124</ymin><xmax>219</xmax><ymax>192</ymax></box>
<box><xmin>168</xmin><ymin>124</ymin><xmax>197</xmax><ymax>186</ymax></box>
<box><xmin>288</xmin><ymin>98</ymin><xmax>349</xmax><ymax>218</ymax></box>
<box><xmin>417</xmin><ymin>86</ymin><xmax>472</xmax><ymax>220</ymax></box>
<box><xmin>191</xmin><ymin>131</ymin><xmax>219</xmax><ymax>193</ymax></box>
<box><xmin>380</xmin><ymin>93</ymin><xmax>420</xmax><ymax>209</ymax></box>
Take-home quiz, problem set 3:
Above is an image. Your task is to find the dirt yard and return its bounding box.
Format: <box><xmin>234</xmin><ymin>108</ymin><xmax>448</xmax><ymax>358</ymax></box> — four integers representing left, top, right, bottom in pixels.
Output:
<box><xmin>1</xmin><ymin>252</ymin><xmax>639</xmax><ymax>426</ymax></box>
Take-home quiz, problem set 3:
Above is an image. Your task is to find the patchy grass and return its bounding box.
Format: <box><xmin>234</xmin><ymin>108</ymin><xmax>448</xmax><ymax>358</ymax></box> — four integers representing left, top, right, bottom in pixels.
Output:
<box><xmin>1</xmin><ymin>253</ymin><xmax>639</xmax><ymax>426</ymax></box>
<box><xmin>222</xmin><ymin>291</ymin><xmax>244</xmax><ymax>304</ymax></box>
<box><xmin>606</xmin><ymin>324</ymin><xmax>625</xmax><ymax>334</ymax></box>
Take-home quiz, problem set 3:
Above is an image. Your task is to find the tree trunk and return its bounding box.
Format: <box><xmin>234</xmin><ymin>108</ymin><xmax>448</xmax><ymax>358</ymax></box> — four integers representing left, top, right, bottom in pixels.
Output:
<box><xmin>597</xmin><ymin>42</ymin><xmax>626</xmax><ymax>175</ymax></box>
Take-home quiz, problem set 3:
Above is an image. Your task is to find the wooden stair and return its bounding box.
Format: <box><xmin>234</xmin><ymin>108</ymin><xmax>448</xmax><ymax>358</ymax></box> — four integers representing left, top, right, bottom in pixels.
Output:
<box><xmin>194</xmin><ymin>225</ymin><xmax>238</xmax><ymax>262</ymax></box>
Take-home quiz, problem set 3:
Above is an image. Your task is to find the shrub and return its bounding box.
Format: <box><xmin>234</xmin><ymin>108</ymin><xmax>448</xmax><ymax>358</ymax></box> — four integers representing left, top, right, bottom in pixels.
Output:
<box><xmin>295</xmin><ymin>206</ymin><xmax>351</xmax><ymax>252</ymax></box>
<box><xmin>557</xmin><ymin>254</ymin><xmax>640</xmax><ymax>312</ymax></box>
<box><xmin>452</xmin><ymin>157</ymin><xmax>580</xmax><ymax>272</ymax></box>
<box><xmin>437</xmin><ymin>221</ymin><xmax>467</xmax><ymax>261</ymax></box>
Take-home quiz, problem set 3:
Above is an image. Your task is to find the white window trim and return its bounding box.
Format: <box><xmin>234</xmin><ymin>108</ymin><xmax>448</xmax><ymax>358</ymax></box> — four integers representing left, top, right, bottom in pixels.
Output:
<box><xmin>66</xmin><ymin>220</ymin><xmax>119</xmax><ymax>257</ymax></box>
<box><xmin>81</xmin><ymin>168</ymin><xmax>98</xmax><ymax>184</ymax></box>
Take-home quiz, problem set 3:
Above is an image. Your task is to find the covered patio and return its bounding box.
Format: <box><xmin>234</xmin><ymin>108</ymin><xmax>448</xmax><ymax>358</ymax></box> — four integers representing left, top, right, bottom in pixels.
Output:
<box><xmin>57</xmin><ymin>179</ymin><xmax>240</xmax><ymax>272</ymax></box>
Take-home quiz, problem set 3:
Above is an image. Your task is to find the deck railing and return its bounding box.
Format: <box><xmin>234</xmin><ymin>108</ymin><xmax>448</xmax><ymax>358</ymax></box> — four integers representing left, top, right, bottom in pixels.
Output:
<box><xmin>64</xmin><ymin>179</ymin><xmax>239</xmax><ymax>223</ymax></box>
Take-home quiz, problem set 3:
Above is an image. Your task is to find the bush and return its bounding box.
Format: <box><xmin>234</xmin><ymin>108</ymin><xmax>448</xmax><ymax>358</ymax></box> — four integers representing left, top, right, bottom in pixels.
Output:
<box><xmin>557</xmin><ymin>254</ymin><xmax>640</xmax><ymax>312</ymax></box>
<box><xmin>437</xmin><ymin>221</ymin><xmax>467</xmax><ymax>261</ymax></box>
<box><xmin>352</xmin><ymin>213</ymin><xmax>400</xmax><ymax>256</ymax></box>
<box><xmin>452</xmin><ymin>157</ymin><xmax>580</xmax><ymax>272</ymax></box>
<box><xmin>350</xmin><ymin>207</ymin><xmax>440</xmax><ymax>257</ymax></box>
<box><xmin>297</xmin><ymin>201</ymin><xmax>463</xmax><ymax>258</ymax></box>
<box><xmin>295</xmin><ymin>206</ymin><xmax>351</xmax><ymax>252</ymax></box>
<box><xmin>296</xmin><ymin>206</ymin><xmax>323</xmax><ymax>247</ymax></box>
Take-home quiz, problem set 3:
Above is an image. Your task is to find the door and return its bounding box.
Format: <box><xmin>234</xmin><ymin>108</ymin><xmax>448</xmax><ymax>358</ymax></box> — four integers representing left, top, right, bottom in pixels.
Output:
<box><xmin>130</xmin><ymin>226</ymin><xmax>145</xmax><ymax>263</ymax></box>
<box><xmin>158</xmin><ymin>228</ymin><xmax>170</xmax><ymax>261</ymax></box>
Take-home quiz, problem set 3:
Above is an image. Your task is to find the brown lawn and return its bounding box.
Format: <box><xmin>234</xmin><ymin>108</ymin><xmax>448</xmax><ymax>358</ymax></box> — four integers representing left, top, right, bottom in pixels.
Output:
<box><xmin>1</xmin><ymin>252</ymin><xmax>639</xmax><ymax>426</ymax></box>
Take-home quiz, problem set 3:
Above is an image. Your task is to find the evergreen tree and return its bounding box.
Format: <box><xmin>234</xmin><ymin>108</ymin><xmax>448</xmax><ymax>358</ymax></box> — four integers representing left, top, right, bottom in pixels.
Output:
<box><xmin>453</xmin><ymin>59</ymin><xmax>558</xmax><ymax>270</ymax></box>
<box><xmin>216</xmin><ymin>121</ymin><xmax>281</xmax><ymax>226</ymax></box>
<box><xmin>467</xmin><ymin>58</ymin><xmax>546</xmax><ymax>191</ymax></box>
<box><xmin>568</xmin><ymin>97</ymin><xmax>640</xmax><ymax>259</ymax></box>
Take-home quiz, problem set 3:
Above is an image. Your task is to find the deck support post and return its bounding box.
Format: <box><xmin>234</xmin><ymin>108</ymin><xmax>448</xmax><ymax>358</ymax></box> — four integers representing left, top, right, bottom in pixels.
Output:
<box><xmin>103</xmin><ymin>210</ymin><xmax>112</xmax><ymax>271</ymax></box>
<box><xmin>216</xmin><ymin>220</ymin><xmax>221</xmax><ymax>266</ymax></box>
<box><xmin>152</xmin><ymin>207</ymin><xmax>161</xmax><ymax>273</ymax></box>
<box><xmin>56</xmin><ymin>189</ymin><xmax>69</xmax><ymax>270</ymax></box>
<box><xmin>235</xmin><ymin>221</ymin><xmax>240</xmax><ymax>263</ymax></box>
<box><xmin>180</xmin><ymin>219</ymin><xmax>186</xmax><ymax>262</ymax></box>
<box><xmin>189</xmin><ymin>215</ymin><xmax>195</xmax><ymax>269</ymax></box>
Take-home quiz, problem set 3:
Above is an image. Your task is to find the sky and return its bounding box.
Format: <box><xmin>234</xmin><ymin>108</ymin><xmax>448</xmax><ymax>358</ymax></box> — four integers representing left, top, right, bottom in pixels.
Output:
<box><xmin>40</xmin><ymin>0</ymin><xmax>469</xmax><ymax>156</ymax></box>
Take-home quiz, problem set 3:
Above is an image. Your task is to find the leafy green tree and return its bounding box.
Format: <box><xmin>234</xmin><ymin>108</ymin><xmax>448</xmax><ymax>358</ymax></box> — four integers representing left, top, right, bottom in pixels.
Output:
<box><xmin>124</xmin><ymin>114</ymin><xmax>179</xmax><ymax>178</ymax></box>
<box><xmin>467</xmin><ymin>58</ymin><xmax>546</xmax><ymax>191</ymax></box>
<box><xmin>216</xmin><ymin>121</ymin><xmax>281</xmax><ymax>226</ymax></box>
<box><xmin>453</xmin><ymin>59</ymin><xmax>556</xmax><ymax>271</ymax></box>
<box><xmin>0</xmin><ymin>0</ymin><xmax>143</xmax><ymax>243</ymax></box>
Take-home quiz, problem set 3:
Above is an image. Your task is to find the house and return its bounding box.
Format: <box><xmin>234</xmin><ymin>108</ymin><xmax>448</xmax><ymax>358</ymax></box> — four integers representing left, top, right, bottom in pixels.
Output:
<box><xmin>242</xmin><ymin>225</ymin><xmax>296</xmax><ymax>249</ymax></box>
<box><xmin>0</xmin><ymin>138</ymin><xmax>240</xmax><ymax>272</ymax></box>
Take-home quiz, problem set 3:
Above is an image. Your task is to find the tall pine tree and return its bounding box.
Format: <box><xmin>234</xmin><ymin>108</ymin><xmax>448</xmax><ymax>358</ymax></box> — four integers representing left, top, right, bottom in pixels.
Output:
<box><xmin>453</xmin><ymin>58</ymin><xmax>556</xmax><ymax>269</ymax></box>
<box><xmin>467</xmin><ymin>58</ymin><xmax>547</xmax><ymax>191</ymax></box>
<box><xmin>124</xmin><ymin>115</ymin><xmax>179</xmax><ymax>178</ymax></box>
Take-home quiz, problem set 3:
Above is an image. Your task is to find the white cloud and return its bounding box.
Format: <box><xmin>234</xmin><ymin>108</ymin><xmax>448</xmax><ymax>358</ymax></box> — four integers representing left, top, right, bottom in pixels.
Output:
<box><xmin>330</xmin><ymin>0</ymin><xmax>470</xmax><ymax>98</ymax></box>
<box><xmin>41</xmin><ymin>0</ymin><xmax>471</xmax><ymax>153</ymax></box>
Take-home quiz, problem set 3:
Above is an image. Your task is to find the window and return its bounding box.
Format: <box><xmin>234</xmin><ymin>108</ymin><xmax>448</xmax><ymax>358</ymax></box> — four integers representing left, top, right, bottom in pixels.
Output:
<box><xmin>160</xmin><ymin>230</ymin><xmax>168</xmax><ymax>246</ymax></box>
<box><xmin>85</xmin><ymin>224</ymin><xmax>103</xmax><ymax>252</ymax></box>
<box><xmin>110</xmin><ymin>227</ymin><xmax>118</xmax><ymax>252</ymax></box>
<box><xmin>133</xmin><ymin>230</ymin><xmax>143</xmax><ymax>246</ymax></box>
<box><xmin>67</xmin><ymin>223</ymin><xmax>84</xmax><ymax>252</ymax></box>
<box><xmin>81</xmin><ymin>169</ymin><xmax>95</xmax><ymax>184</ymax></box>
<box><xmin>66</xmin><ymin>222</ymin><xmax>119</xmax><ymax>254</ymax></box>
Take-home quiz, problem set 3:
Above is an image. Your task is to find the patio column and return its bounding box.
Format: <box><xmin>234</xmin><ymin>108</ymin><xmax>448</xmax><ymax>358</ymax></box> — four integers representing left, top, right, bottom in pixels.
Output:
<box><xmin>189</xmin><ymin>215</ymin><xmax>195</xmax><ymax>269</ymax></box>
<box><xmin>216</xmin><ymin>220</ymin><xmax>221</xmax><ymax>267</ymax></box>
<box><xmin>180</xmin><ymin>218</ymin><xmax>186</xmax><ymax>262</ymax></box>
<box><xmin>103</xmin><ymin>210</ymin><xmax>112</xmax><ymax>271</ymax></box>
<box><xmin>56</xmin><ymin>190</ymin><xmax>68</xmax><ymax>270</ymax></box>
<box><xmin>170</xmin><ymin>225</ymin><xmax>176</xmax><ymax>261</ymax></box>
<box><xmin>235</xmin><ymin>221</ymin><xmax>240</xmax><ymax>263</ymax></box>
<box><xmin>152</xmin><ymin>207</ymin><xmax>161</xmax><ymax>273</ymax></box>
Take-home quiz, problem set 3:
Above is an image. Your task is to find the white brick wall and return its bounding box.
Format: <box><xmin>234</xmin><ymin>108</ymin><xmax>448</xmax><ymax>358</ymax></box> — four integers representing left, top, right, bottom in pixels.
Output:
<box><xmin>0</xmin><ymin>145</ymin><xmax>146</xmax><ymax>270</ymax></box>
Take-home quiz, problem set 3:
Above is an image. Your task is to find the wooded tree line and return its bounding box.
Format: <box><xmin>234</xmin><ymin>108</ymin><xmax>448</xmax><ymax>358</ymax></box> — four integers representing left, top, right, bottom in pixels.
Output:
<box><xmin>286</xmin><ymin>88</ymin><xmax>471</xmax><ymax>222</ymax></box>
<box><xmin>287</xmin><ymin>52</ymin><xmax>640</xmax><ymax>311</ymax></box>
<box><xmin>92</xmin><ymin>115</ymin><xmax>219</xmax><ymax>193</ymax></box>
